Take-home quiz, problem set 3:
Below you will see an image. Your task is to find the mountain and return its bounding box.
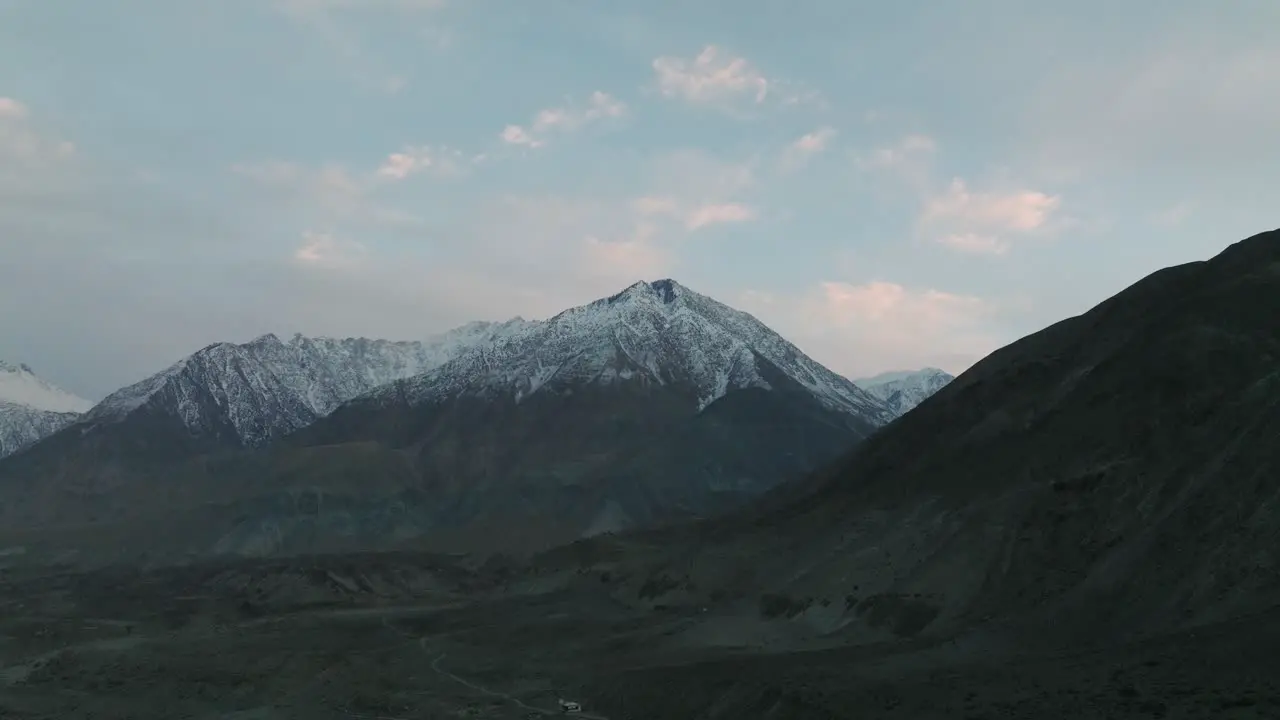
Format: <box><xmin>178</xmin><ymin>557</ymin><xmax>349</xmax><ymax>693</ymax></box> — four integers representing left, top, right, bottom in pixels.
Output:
<box><xmin>252</xmin><ymin>278</ymin><xmax>895</xmax><ymax>554</ymax></box>
<box><xmin>81</xmin><ymin>321</ymin><xmax>534</xmax><ymax>450</ymax></box>
<box><xmin>0</xmin><ymin>361</ymin><xmax>93</xmax><ymax>459</ymax></box>
<box><xmin>537</xmin><ymin>229</ymin><xmax>1280</xmax><ymax>699</ymax></box>
<box><xmin>0</xmin><ymin>323</ymin><xmax>531</xmax><ymax>530</ymax></box>
<box><xmin>854</xmin><ymin>367</ymin><xmax>954</xmax><ymax>418</ymax></box>
<box><xmin>0</xmin><ymin>279</ymin><xmax>894</xmax><ymax>560</ymax></box>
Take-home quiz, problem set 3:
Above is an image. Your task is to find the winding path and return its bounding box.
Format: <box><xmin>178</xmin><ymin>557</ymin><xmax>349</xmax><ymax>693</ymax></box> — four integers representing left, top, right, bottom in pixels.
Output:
<box><xmin>381</xmin><ymin>616</ymin><xmax>611</xmax><ymax>719</ymax></box>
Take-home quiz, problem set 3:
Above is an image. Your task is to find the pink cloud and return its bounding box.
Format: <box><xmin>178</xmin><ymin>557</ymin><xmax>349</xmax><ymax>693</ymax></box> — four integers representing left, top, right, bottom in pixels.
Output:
<box><xmin>924</xmin><ymin>178</ymin><xmax>1060</xmax><ymax>232</ymax></box>
<box><xmin>684</xmin><ymin>202</ymin><xmax>757</xmax><ymax>230</ymax></box>
<box><xmin>0</xmin><ymin>97</ymin><xmax>28</xmax><ymax>119</ymax></box>
<box><xmin>375</xmin><ymin>145</ymin><xmax>463</xmax><ymax>180</ymax></box>
<box><xmin>293</xmin><ymin>230</ymin><xmax>367</xmax><ymax>269</ymax></box>
<box><xmin>0</xmin><ymin>98</ymin><xmax>77</xmax><ymax>172</ymax></box>
<box><xmin>739</xmin><ymin>280</ymin><xmax>1001</xmax><ymax>377</ymax></box>
<box><xmin>501</xmin><ymin>91</ymin><xmax>626</xmax><ymax>148</ymax></box>
<box><xmin>582</xmin><ymin>224</ymin><xmax>670</xmax><ymax>281</ymax></box>
<box><xmin>792</xmin><ymin>126</ymin><xmax>836</xmax><ymax>154</ymax></box>
<box><xmin>500</xmin><ymin>124</ymin><xmax>542</xmax><ymax>147</ymax></box>
<box><xmin>652</xmin><ymin>45</ymin><xmax>769</xmax><ymax>106</ymax></box>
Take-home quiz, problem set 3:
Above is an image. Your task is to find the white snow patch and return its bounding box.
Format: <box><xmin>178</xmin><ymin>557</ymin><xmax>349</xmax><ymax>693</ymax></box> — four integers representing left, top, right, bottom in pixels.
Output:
<box><xmin>0</xmin><ymin>361</ymin><xmax>93</xmax><ymax>413</ymax></box>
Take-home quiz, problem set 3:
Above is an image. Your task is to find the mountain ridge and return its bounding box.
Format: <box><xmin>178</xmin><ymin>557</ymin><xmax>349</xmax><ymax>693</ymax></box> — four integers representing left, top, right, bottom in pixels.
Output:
<box><xmin>0</xmin><ymin>278</ymin><xmax>911</xmax><ymax>559</ymax></box>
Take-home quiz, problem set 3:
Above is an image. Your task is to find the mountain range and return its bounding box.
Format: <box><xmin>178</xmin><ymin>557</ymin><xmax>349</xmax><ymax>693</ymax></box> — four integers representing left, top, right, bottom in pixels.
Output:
<box><xmin>0</xmin><ymin>279</ymin><xmax>943</xmax><ymax>561</ymax></box>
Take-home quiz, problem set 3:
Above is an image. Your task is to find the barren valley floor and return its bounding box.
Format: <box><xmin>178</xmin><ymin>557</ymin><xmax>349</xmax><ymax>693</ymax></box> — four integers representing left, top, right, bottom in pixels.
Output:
<box><xmin>3</xmin><ymin>554</ymin><xmax>1280</xmax><ymax>720</ymax></box>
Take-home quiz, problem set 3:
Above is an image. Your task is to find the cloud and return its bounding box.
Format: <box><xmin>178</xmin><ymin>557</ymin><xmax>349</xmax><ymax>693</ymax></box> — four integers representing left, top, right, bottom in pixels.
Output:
<box><xmin>919</xmin><ymin>178</ymin><xmax>1060</xmax><ymax>255</ymax></box>
<box><xmin>500</xmin><ymin>91</ymin><xmax>627</xmax><ymax>148</ymax></box>
<box><xmin>583</xmin><ymin>223</ymin><xmax>670</xmax><ymax>281</ymax></box>
<box><xmin>853</xmin><ymin>134</ymin><xmax>1060</xmax><ymax>256</ymax></box>
<box><xmin>779</xmin><ymin>126</ymin><xmax>837</xmax><ymax>171</ymax></box>
<box><xmin>791</xmin><ymin>126</ymin><xmax>836</xmax><ymax>155</ymax></box>
<box><xmin>231</xmin><ymin>159</ymin><xmax>428</xmax><ymax>232</ymax></box>
<box><xmin>652</xmin><ymin>45</ymin><xmax>769</xmax><ymax>107</ymax></box>
<box><xmin>739</xmin><ymin>280</ymin><xmax>1002</xmax><ymax>377</ymax></box>
<box><xmin>684</xmin><ymin>202</ymin><xmax>757</xmax><ymax>230</ymax></box>
<box><xmin>375</xmin><ymin>145</ymin><xmax>465</xmax><ymax>180</ymax></box>
<box><xmin>0</xmin><ymin>98</ymin><xmax>77</xmax><ymax>194</ymax></box>
<box><xmin>293</xmin><ymin>230</ymin><xmax>367</xmax><ymax>268</ymax></box>
<box><xmin>0</xmin><ymin>97</ymin><xmax>28</xmax><ymax>119</ymax></box>
<box><xmin>923</xmin><ymin>178</ymin><xmax>1060</xmax><ymax>233</ymax></box>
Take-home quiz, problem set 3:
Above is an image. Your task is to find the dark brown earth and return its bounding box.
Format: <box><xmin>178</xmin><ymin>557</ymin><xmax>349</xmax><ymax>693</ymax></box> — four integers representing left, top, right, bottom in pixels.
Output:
<box><xmin>1</xmin><ymin>229</ymin><xmax>1277</xmax><ymax>718</ymax></box>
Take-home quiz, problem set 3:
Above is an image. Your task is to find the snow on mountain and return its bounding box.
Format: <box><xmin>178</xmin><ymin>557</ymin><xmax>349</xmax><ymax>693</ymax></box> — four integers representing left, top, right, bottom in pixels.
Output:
<box><xmin>378</xmin><ymin>279</ymin><xmax>895</xmax><ymax>424</ymax></box>
<box><xmin>0</xmin><ymin>360</ymin><xmax>93</xmax><ymax>413</ymax></box>
<box><xmin>81</xmin><ymin>320</ymin><xmax>534</xmax><ymax>447</ymax></box>
<box><xmin>854</xmin><ymin>367</ymin><xmax>954</xmax><ymax>418</ymax></box>
<box><xmin>0</xmin><ymin>360</ymin><xmax>93</xmax><ymax>458</ymax></box>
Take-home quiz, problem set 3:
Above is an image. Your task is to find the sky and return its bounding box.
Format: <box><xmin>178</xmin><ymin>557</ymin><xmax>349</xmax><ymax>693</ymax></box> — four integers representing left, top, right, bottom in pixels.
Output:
<box><xmin>1</xmin><ymin>0</ymin><xmax>1277</xmax><ymax>400</ymax></box>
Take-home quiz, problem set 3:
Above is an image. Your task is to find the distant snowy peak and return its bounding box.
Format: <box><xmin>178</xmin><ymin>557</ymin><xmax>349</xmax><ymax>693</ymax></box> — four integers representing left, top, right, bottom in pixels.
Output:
<box><xmin>82</xmin><ymin>321</ymin><xmax>535</xmax><ymax>447</ymax></box>
<box><xmin>0</xmin><ymin>361</ymin><xmax>91</xmax><ymax>458</ymax></box>
<box><xmin>0</xmin><ymin>360</ymin><xmax>93</xmax><ymax>413</ymax></box>
<box><xmin>385</xmin><ymin>279</ymin><xmax>895</xmax><ymax>423</ymax></box>
<box><xmin>854</xmin><ymin>367</ymin><xmax>954</xmax><ymax>419</ymax></box>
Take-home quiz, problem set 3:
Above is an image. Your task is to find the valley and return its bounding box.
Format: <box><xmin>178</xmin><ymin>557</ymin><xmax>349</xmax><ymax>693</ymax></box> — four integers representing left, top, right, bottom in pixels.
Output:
<box><xmin>2</xmin><ymin>552</ymin><xmax>1279</xmax><ymax>719</ymax></box>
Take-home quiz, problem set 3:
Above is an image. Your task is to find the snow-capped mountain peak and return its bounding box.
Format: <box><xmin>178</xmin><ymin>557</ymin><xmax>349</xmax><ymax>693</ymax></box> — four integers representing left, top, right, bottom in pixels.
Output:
<box><xmin>0</xmin><ymin>360</ymin><xmax>93</xmax><ymax>458</ymax></box>
<box><xmin>0</xmin><ymin>360</ymin><xmax>92</xmax><ymax>414</ymax></box>
<box><xmin>854</xmin><ymin>367</ymin><xmax>954</xmax><ymax>419</ymax></box>
<box><xmin>381</xmin><ymin>278</ymin><xmax>894</xmax><ymax>422</ymax></box>
<box><xmin>80</xmin><ymin>321</ymin><xmax>538</xmax><ymax>447</ymax></box>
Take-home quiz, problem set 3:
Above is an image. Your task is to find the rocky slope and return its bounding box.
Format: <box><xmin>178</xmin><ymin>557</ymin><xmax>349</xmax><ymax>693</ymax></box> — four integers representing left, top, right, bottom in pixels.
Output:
<box><xmin>854</xmin><ymin>367</ymin><xmax>955</xmax><ymax>419</ymax></box>
<box><xmin>0</xmin><ymin>361</ymin><xmax>92</xmax><ymax>459</ymax></box>
<box><xmin>542</xmin><ymin>229</ymin><xmax>1280</xmax><ymax>659</ymax></box>
<box><xmin>83</xmin><ymin>321</ymin><xmax>534</xmax><ymax>448</ymax></box>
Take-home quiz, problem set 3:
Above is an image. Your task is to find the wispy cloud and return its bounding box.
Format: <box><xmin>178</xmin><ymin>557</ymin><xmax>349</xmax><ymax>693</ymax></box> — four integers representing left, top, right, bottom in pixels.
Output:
<box><xmin>293</xmin><ymin>230</ymin><xmax>368</xmax><ymax>269</ymax></box>
<box><xmin>920</xmin><ymin>178</ymin><xmax>1060</xmax><ymax>255</ymax></box>
<box><xmin>375</xmin><ymin>145</ymin><xmax>466</xmax><ymax>180</ymax></box>
<box><xmin>740</xmin><ymin>280</ymin><xmax>1000</xmax><ymax>377</ymax></box>
<box><xmin>684</xmin><ymin>202</ymin><xmax>757</xmax><ymax>230</ymax></box>
<box><xmin>779</xmin><ymin>126</ymin><xmax>837</xmax><ymax>171</ymax></box>
<box><xmin>652</xmin><ymin>45</ymin><xmax>768</xmax><ymax>107</ymax></box>
<box><xmin>924</xmin><ymin>179</ymin><xmax>1060</xmax><ymax>231</ymax></box>
<box><xmin>500</xmin><ymin>91</ymin><xmax>626</xmax><ymax>148</ymax></box>
<box><xmin>0</xmin><ymin>97</ymin><xmax>77</xmax><ymax>182</ymax></box>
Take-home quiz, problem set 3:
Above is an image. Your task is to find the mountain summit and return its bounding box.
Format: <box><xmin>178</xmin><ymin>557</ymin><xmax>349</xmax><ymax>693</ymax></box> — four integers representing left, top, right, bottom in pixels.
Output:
<box><xmin>0</xmin><ymin>361</ymin><xmax>92</xmax><ymax>458</ymax></box>
<box><xmin>372</xmin><ymin>278</ymin><xmax>892</xmax><ymax>421</ymax></box>
<box><xmin>276</xmin><ymin>277</ymin><xmax>896</xmax><ymax>553</ymax></box>
<box><xmin>855</xmin><ymin>367</ymin><xmax>955</xmax><ymax>418</ymax></box>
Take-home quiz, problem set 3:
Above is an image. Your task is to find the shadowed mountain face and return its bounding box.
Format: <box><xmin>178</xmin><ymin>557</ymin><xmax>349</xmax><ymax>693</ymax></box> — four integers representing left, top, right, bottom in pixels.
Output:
<box><xmin>567</xmin><ymin>229</ymin><xmax>1280</xmax><ymax>650</ymax></box>
<box><xmin>0</xmin><ymin>280</ymin><xmax>889</xmax><ymax>561</ymax></box>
